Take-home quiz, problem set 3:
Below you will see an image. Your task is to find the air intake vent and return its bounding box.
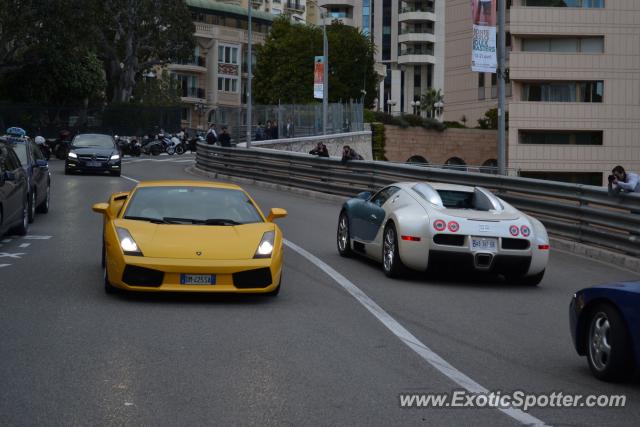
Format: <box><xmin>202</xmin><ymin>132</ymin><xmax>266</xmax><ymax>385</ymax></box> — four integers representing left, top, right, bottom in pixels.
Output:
<box><xmin>433</xmin><ymin>234</ymin><xmax>465</xmax><ymax>246</ymax></box>
<box><xmin>233</xmin><ymin>268</ymin><xmax>272</xmax><ymax>289</ymax></box>
<box><xmin>122</xmin><ymin>265</ymin><xmax>164</xmax><ymax>287</ymax></box>
<box><xmin>501</xmin><ymin>238</ymin><xmax>530</xmax><ymax>250</ymax></box>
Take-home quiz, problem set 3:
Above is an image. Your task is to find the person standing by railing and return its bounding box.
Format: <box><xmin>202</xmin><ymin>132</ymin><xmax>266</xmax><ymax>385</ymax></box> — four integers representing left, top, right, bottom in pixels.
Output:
<box><xmin>608</xmin><ymin>165</ymin><xmax>639</xmax><ymax>195</ymax></box>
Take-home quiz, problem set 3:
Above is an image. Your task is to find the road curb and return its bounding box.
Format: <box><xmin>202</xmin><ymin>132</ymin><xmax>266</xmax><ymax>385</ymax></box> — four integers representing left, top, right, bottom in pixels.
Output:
<box><xmin>187</xmin><ymin>165</ymin><xmax>348</xmax><ymax>203</ymax></box>
<box><xmin>189</xmin><ymin>165</ymin><xmax>640</xmax><ymax>274</ymax></box>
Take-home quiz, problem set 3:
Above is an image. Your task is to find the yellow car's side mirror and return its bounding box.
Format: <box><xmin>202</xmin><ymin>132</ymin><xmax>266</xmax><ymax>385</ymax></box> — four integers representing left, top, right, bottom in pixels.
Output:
<box><xmin>267</xmin><ymin>208</ymin><xmax>287</xmax><ymax>222</ymax></box>
<box><xmin>92</xmin><ymin>202</ymin><xmax>109</xmax><ymax>214</ymax></box>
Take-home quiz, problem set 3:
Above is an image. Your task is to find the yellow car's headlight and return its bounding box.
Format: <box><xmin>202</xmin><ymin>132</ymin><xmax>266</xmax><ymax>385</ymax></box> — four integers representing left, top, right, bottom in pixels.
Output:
<box><xmin>254</xmin><ymin>231</ymin><xmax>275</xmax><ymax>258</ymax></box>
<box><xmin>116</xmin><ymin>227</ymin><xmax>143</xmax><ymax>256</ymax></box>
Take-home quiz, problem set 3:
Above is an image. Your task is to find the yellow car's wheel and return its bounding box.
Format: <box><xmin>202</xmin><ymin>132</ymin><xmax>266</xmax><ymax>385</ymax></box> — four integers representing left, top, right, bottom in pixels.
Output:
<box><xmin>103</xmin><ymin>253</ymin><xmax>118</xmax><ymax>294</ymax></box>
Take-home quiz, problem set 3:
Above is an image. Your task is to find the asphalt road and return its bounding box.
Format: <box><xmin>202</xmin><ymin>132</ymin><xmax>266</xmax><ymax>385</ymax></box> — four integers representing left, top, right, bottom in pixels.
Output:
<box><xmin>0</xmin><ymin>153</ymin><xmax>638</xmax><ymax>426</ymax></box>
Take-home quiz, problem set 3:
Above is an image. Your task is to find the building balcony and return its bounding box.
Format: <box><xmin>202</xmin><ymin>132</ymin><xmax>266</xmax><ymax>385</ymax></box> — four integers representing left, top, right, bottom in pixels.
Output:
<box><xmin>318</xmin><ymin>0</ymin><xmax>355</xmax><ymax>7</ymax></box>
<box><xmin>321</xmin><ymin>16</ymin><xmax>354</xmax><ymax>26</ymax></box>
<box><xmin>168</xmin><ymin>57</ymin><xmax>207</xmax><ymax>74</ymax></box>
<box><xmin>284</xmin><ymin>1</ymin><xmax>305</xmax><ymax>12</ymax></box>
<box><xmin>398</xmin><ymin>49</ymin><xmax>436</xmax><ymax>65</ymax></box>
<box><xmin>398</xmin><ymin>32</ymin><xmax>435</xmax><ymax>44</ymax></box>
<box><xmin>399</xmin><ymin>5</ymin><xmax>435</xmax><ymax>23</ymax></box>
<box><xmin>181</xmin><ymin>87</ymin><xmax>206</xmax><ymax>103</ymax></box>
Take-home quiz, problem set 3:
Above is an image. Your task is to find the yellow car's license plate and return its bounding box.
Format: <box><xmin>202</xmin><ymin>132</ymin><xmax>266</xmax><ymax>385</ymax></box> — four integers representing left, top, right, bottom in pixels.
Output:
<box><xmin>180</xmin><ymin>274</ymin><xmax>216</xmax><ymax>285</ymax></box>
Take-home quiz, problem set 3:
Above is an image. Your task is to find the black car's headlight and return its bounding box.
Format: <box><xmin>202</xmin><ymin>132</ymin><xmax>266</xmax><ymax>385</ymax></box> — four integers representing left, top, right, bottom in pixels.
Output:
<box><xmin>254</xmin><ymin>231</ymin><xmax>275</xmax><ymax>258</ymax></box>
<box><xmin>116</xmin><ymin>227</ymin><xmax>143</xmax><ymax>256</ymax></box>
<box><xmin>68</xmin><ymin>151</ymin><xmax>78</xmax><ymax>159</ymax></box>
<box><xmin>110</xmin><ymin>153</ymin><xmax>120</xmax><ymax>160</ymax></box>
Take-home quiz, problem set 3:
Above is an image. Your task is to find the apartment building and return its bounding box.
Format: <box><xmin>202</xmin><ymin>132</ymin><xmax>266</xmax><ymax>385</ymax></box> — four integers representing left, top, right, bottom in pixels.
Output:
<box><xmin>230</xmin><ymin>0</ymin><xmax>310</xmax><ymax>22</ymax></box>
<box><xmin>314</xmin><ymin>1</ymin><xmax>445</xmax><ymax>116</ymax></box>
<box><xmin>446</xmin><ymin>0</ymin><xmax>640</xmax><ymax>186</ymax></box>
<box><xmin>171</xmin><ymin>0</ymin><xmax>273</xmax><ymax>129</ymax></box>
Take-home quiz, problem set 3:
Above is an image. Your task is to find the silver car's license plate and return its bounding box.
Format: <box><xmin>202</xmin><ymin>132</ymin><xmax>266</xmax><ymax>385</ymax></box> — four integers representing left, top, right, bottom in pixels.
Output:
<box><xmin>180</xmin><ymin>274</ymin><xmax>216</xmax><ymax>285</ymax></box>
<box><xmin>471</xmin><ymin>237</ymin><xmax>497</xmax><ymax>252</ymax></box>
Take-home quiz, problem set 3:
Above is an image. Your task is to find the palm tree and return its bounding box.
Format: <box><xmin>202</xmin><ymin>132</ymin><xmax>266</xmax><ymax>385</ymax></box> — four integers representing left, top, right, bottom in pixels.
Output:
<box><xmin>421</xmin><ymin>88</ymin><xmax>443</xmax><ymax>119</ymax></box>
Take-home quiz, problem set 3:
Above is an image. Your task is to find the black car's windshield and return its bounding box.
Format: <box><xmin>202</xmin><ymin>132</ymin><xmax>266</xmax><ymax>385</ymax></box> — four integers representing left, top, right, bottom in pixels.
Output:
<box><xmin>123</xmin><ymin>187</ymin><xmax>263</xmax><ymax>225</ymax></box>
<box><xmin>11</xmin><ymin>143</ymin><xmax>28</xmax><ymax>165</ymax></box>
<box><xmin>72</xmin><ymin>134</ymin><xmax>114</xmax><ymax>148</ymax></box>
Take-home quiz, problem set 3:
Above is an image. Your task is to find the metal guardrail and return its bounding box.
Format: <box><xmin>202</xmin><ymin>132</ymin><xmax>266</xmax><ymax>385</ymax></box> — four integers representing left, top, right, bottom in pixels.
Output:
<box><xmin>196</xmin><ymin>145</ymin><xmax>640</xmax><ymax>257</ymax></box>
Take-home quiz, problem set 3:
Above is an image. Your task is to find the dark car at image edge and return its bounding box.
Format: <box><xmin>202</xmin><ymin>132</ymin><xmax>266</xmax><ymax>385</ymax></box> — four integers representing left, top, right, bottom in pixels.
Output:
<box><xmin>0</xmin><ymin>143</ymin><xmax>29</xmax><ymax>236</ymax></box>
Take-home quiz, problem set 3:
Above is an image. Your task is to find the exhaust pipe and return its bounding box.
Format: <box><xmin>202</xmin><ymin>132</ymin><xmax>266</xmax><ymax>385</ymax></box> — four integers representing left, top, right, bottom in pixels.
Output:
<box><xmin>474</xmin><ymin>253</ymin><xmax>494</xmax><ymax>269</ymax></box>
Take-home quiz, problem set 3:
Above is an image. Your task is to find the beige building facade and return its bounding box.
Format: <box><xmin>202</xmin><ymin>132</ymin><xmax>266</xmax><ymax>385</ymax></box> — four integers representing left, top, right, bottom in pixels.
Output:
<box><xmin>446</xmin><ymin>0</ymin><xmax>639</xmax><ymax>186</ymax></box>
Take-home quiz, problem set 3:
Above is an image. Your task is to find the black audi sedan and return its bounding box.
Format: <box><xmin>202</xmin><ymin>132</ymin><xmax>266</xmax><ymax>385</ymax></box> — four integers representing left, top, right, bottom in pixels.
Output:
<box><xmin>0</xmin><ymin>143</ymin><xmax>29</xmax><ymax>236</ymax></box>
<box><xmin>65</xmin><ymin>134</ymin><xmax>122</xmax><ymax>176</ymax></box>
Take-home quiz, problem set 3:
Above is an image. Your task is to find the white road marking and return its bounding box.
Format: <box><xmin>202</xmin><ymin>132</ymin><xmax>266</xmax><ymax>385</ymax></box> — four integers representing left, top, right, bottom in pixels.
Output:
<box><xmin>121</xmin><ymin>175</ymin><xmax>140</xmax><ymax>184</ymax></box>
<box><xmin>0</xmin><ymin>264</ymin><xmax>10</xmax><ymax>268</ymax></box>
<box><xmin>0</xmin><ymin>252</ymin><xmax>25</xmax><ymax>259</ymax></box>
<box><xmin>284</xmin><ymin>239</ymin><xmax>548</xmax><ymax>427</ymax></box>
<box><xmin>19</xmin><ymin>243</ymin><xmax>30</xmax><ymax>248</ymax></box>
<box><xmin>1</xmin><ymin>238</ymin><xmax>11</xmax><ymax>243</ymax></box>
<box><xmin>23</xmin><ymin>235</ymin><xmax>52</xmax><ymax>240</ymax></box>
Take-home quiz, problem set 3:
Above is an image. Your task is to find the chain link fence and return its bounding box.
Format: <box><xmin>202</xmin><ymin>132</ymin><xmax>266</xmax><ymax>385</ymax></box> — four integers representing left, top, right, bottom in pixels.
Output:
<box><xmin>212</xmin><ymin>102</ymin><xmax>364</xmax><ymax>145</ymax></box>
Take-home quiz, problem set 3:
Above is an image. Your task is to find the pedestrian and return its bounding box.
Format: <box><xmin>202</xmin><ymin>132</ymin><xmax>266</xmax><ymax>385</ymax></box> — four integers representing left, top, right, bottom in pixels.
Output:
<box><xmin>219</xmin><ymin>126</ymin><xmax>231</xmax><ymax>147</ymax></box>
<box><xmin>608</xmin><ymin>165</ymin><xmax>639</xmax><ymax>194</ymax></box>
<box><xmin>255</xmin><ymin>122</ymin><xmax>265</xmax><ymax>141</ymax></box>
<box><xmin>286</xmin><ymin>117</ymin><xmax>294</xmax><ymax>138</ymax></box>
<box><xmin>265</xmin><ymin>121</ymin><xmax>272</xmax><ymax>140</ymax></box>
<box><xmin>272</xmin><ymin>120</ymin><xmax>279</xmax><ymax>139</ymax></box>
<box><xmin>206</xmin><ymin>123</ymin><xmax>218</xmax><ymax>145</ymax></box>
<box><xmin>309</xmin><ymin>142</ymin><xmax>329</xmax><ymax>157</ymax></box>
<box><xmin>341</xmin><ymin>145</ymin><xmax>363</xmax><ymax>164</ymax></box>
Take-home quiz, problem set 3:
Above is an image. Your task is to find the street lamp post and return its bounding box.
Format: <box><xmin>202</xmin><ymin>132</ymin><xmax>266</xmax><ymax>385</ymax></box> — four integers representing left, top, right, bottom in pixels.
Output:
<box><xmin>309</xmin><ymin>0</ymin><xmax>329</xmax><ymax>135</ymax></box>
<box><xmin>386</xmin><ymin>99</ymin><xmax>396</xmax><ymax>114</ymax></box>
<box><xmin>411</xmin><ymin>100</ymin><xmax>421</xmax><ymax>115</ymax></box>
<box><xmin>434</xmin><ymin>100</ymin><xmax>444</xmax><ymax>121</ymax></box>
<box><xmin>246</xmin><ymin>2</ymin><xmax>253</xmax><ymax>148</ymax></box>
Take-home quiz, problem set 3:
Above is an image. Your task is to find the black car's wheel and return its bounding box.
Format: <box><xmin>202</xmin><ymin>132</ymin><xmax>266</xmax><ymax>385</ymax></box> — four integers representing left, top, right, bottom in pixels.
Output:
<box><xmin>506</xmin><ymin>269</ymin><xmax>545</xmax><ymax>286</ymax></box>
<box><xmin>175</xmin><ymin>145</ymin><xmax>185</xmax><ymax>155</ymax></box>
<box><xmin>27</xmin><ymin>189</ymin><xmax>36</xmax><ymax>223</ymax></box>
<box><xmin>337</xmin><ymin>211</ymin><xmax>353</xmax><ymax>257</ymax></box>
<box><xmin>13</xmin><ymin>197</ymin><xmax>29</xmax><ymax>236</ymax></box>
<box><xmin>586</xmin><ymin>303</ymin><xmax>634</xmax><ymax>382</ymax></box>
<box><xmin>37</xmin><ymin>182</ymin><xmax>50</xmax><ymax>213</ymax></box>
<box><xmin>382</xmin><ymin>222</ymin><xmax>405</xmax><ymax>278</ymax></box>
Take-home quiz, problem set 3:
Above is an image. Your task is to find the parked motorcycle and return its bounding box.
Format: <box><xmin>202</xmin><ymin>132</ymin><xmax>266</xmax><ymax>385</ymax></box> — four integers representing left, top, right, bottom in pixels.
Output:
<box><xmin>140</xmin><ymin>134</ymin><xmax>163</xmax><ymax>156</ymax></box>
<box><xmin>116</xmin><ymin>135</ymin><xmax>141</xmax><ymax>157</ymax></box>
<box><xmin>34</xmin><ymin>136</ymin><xmax>51</xmax><ymax>160</ymax></box>
<box><xmin>52</xmin><ymin>130</ymin><xmax>72</xmax><ymax>159</ymax></box>
<box><xmin>165</xmin><ymin>135</ymin><xmax>186</xmax><ymax>155</ymax></box>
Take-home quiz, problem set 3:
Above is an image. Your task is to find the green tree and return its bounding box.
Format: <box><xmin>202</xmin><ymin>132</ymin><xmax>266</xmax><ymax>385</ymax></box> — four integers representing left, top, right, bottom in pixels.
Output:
<box><xmin>420</xmin><ymin>87</ymin><xmax>443</xmax><ymax>119</ymax></box>
<box><xmin>477</xmin><ymin>108</ymin><xmax>508</xmax><ymax>130</ymax></box>
<box><xmin>254</xmin><ymin>18</ymin><xmax>378</xmax><ymax>105</ymax></box>
<box><xmin>0</xmin><ymin>0</ymin><xmax>39</xmax><ymax>75</ymax></box>
<box><xmin>132</xmin><ymin>70</ymin><xmax>181</xmax><ymax>106</ymax></box>
<box><xmin>91</xmin><ymin>0</ymin><xmax>195</xmax><ymax>103</ymax></box>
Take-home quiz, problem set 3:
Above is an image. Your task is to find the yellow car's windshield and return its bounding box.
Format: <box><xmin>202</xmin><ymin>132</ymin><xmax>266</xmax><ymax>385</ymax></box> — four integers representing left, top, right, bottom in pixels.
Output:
<box><xmin>123</xmin><ymin>186</ymin><xmax>263</xmax><ymax>225</ymax></box>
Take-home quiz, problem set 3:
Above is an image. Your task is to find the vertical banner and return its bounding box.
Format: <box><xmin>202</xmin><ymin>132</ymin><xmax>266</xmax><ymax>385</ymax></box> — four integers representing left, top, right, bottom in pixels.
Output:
<box><xmin>314</xmin><ymin>56</ymin><xmax>324</xmax><ymax>99</ymax></box>
<box><xmin>471</xmin><ymin>0</ymin><xmax>497</xmax><ymax>73</ymax></box>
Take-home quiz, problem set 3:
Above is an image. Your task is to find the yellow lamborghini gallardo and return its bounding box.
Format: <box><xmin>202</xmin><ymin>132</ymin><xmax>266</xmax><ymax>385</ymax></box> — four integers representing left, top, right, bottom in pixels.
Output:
<box><xmin>92</xmin><ymin>181</ymin><xmax>287</xmax><ymax>295</ymax></box>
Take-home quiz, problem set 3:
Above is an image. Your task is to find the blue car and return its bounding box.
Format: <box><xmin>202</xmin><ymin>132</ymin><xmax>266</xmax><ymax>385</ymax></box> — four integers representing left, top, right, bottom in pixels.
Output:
<box><xmin>3</xmin><ymin>135</ymin><xmax>51</xmax><ymax>222</ymax></box>
<box><xmin>570</xmin><ymin>282</ymin><xmax>640</xmax><ymax>382</ymax></box>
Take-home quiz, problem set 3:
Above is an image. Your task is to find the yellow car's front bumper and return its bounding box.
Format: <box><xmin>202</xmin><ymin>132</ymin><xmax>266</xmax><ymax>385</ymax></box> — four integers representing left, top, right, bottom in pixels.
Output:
<box><xmin>105</xmin><ymin>250</ymin><xmax>282</xmax><ymax>293</ymax></box>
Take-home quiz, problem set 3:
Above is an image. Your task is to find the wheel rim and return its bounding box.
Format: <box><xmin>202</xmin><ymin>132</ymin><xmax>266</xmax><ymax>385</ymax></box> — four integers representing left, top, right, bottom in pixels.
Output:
<box><xmin>338</xmin><ymin>215</ymin><xmax>348</xmax><ymax>251</ymax></box>
<box><xmin>383</xmin><ymin>227</ymin><xmax>395</xmax><ymax>271</ymax></box>
<box><xmin>22</xmin><ymin>203</ymin><xmax>28</xmax><ymax>229</ymax></box>
<box><xmin>30</xmin><ymin>191</ymin><xmax>35</xmax><ymax>218</ymax></box>
<box><xmin>588</xmin><ymin>312</ymin><xmax>612</xmax><ymax>372</ymax></box>
<box><xmin>45</xmin><ymin>184</ymin><xmax>50</xmax><ymax>209</ymax></box>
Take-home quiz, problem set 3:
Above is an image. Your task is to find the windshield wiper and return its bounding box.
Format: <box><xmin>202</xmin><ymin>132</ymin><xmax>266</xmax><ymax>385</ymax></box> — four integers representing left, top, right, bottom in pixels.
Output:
<box><xmin>204</xmin><ymin>218</ymin><xmax>242</xmax><ymax>226</ymax></box>
<box><xmin>161</xmin><ymin>216</ymin><xmax>202</xmax><ymax>224</ymax></box>
<box><xmin>123</xmin><ymin>215</ymin><xmax>166</xmax><ymax>224</ymax></box>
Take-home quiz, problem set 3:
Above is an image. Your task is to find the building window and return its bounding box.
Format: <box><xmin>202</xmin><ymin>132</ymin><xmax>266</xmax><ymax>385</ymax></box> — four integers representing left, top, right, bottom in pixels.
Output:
<box><xmin>218</xmin><ymin>77</ymin><xmax>239</xmax><ymax>93</ymax></box>
<box><xmin>491</xmin><ymin>74</ymin><xmax>498</xmax><ymax>98</ymax></box>
<box><xmin>218</xmin><ymin>44</ymin><xmax>239</xmax><ymax>65</ymax></box>
<box><xmin>523</xmin><ymin>0</ymin><xmax>604</xmax><ymax>7</ymax></box>
<box><xmin>519</xmin><ymin>130</ymin><xmax>603</xmax><ymax>145</ymax></box>
<box><xmin>519</xmin><ymin>171</ymin><xmax>603</xmax><ymax>186</ymax></box>
<box><xmin>522</xmin><ymin>37</ymin><xmax>604</xmax><ymax>53</ymax></box>
<box><xmin>522</xmin><ymin>81</ymin><xmax>603</xmax><ymax>102</ymax></box>
<box><xmin>478</xmin><ymin>73</ymin><xmax>485</xmax><ymax>100</ymax></box>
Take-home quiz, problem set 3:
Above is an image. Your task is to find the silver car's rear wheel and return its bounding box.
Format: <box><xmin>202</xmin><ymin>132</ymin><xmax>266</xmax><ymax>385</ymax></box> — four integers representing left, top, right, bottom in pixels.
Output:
<box><xmin>382</xmin><ymin>223</ymin><xmax>405</xmax><ymax>278</ymax></box>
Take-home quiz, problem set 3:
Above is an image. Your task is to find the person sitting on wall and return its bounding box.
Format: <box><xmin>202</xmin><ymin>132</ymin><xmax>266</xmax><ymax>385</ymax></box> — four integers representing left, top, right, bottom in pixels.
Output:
<box><xmin>341</xmin><ymin>145</ymin><xmax>363</xmax><ymax>164</ymax></box>
<box><xmin>218</xmin><ymin>127</ymin><xmax>231</xmax><ymax>147</ymax></box>
<box><xmin>608</xmin><ymin>165</ymin><xmax>639</xmax><ymax>194</ymax></box>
